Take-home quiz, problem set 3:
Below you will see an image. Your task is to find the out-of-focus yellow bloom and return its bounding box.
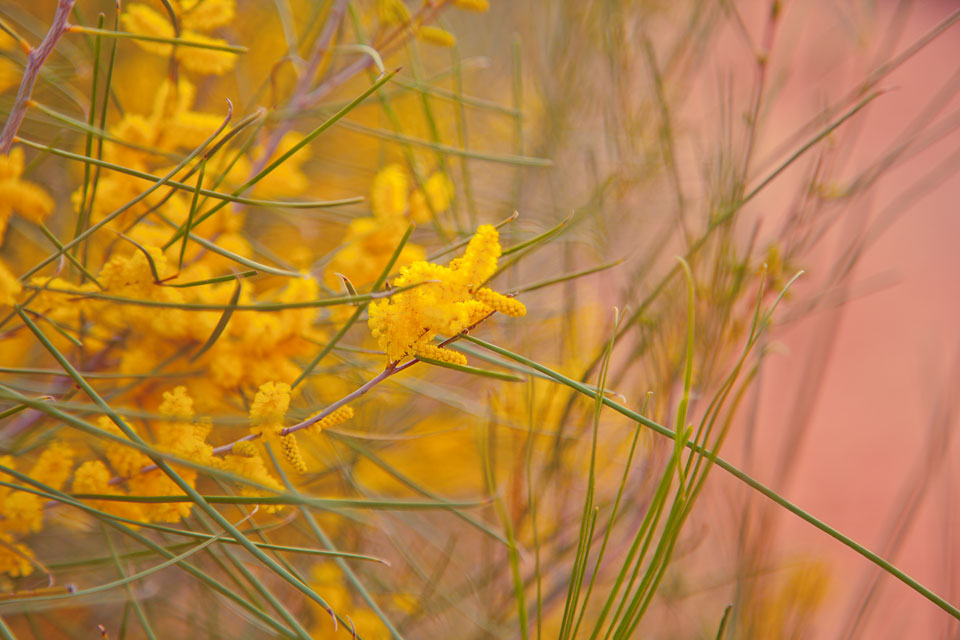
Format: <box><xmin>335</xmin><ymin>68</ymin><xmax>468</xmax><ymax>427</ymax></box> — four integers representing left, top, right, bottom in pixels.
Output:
<box><xmin>120</xmin><ymin>1</ymin><xmax>237</xmax><ymax>75</ymax></box>
<box><xmin>179</xmin><ymin>0</ymin><xmax>235</xmax><ymax>31</ymax></box>
<box><xmin>409</xmin><ymin>171</ymin><xmax>454</xmax><ymax>223</ymax></box>
<box><xmin>178</xmin><ymin>31</ymin><xmax>236</xmax><ymax>75</ymax></box>
<box><xmin>0</xmin><ymin>147</ymin><xmax>55</xmax><ymax>245</ymax></box>
<box><xmin>368</xmin><ymin>224</ymin><xmax>525</xmax><ymax>363</ymax></box>
<box><xmin>417</xmin><ymin>25</ymin><xmax>456</xmax><ymax>48</ymax></box>
<box><xmin>371</xmin><ymin>163</ymin><xmax>410</xmax><ymax>219</ymax></box>
<box><xmin>0</xmin><ymin>259</ymin><xmax>21</xmax><ymax>306</ymax></box>
<box><xmin>0</xmin><ymin>58</ymin><xmax>20</xmax><ymax>94</ymax></box>
<box><xmin>28</xmin><ymin>443</ymin><xmax>75</xmax><ymax>492</ymax></box>
<box><xmin>325</xmin><ymin>217</ymin><xmax>426</xmax><ymax>289</ymax></box>
<box><xmin>72</xmin><ymin>460</ymin><xmax>146</xmax><ymax>524</ymax></box>
<box><xmin>0</xmin><ymin>532</ymin><xmax>35</xmax><ymax>578</ymax></box>
<box><xmin>453</xmin><ymin>0</ymin><xmax>490</xmax><ymax>11</ymax></box>
<box><xmin>376</xmin><ymin>0</ymin><xmax>410</xmax><ymax>25</ymax></box>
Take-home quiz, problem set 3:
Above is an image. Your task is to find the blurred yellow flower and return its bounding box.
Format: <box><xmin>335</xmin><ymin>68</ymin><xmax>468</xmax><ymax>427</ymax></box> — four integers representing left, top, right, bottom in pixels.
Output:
<box><xmin>0</xmin><ymin>147</ymin><xmax>54</xmax><ymax>245</ymax></box>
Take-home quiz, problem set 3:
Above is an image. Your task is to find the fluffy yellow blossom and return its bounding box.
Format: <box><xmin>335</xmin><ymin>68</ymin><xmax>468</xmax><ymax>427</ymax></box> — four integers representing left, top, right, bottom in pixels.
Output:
<box><xmin>72</xmin><ymin>460</ymin><xmax>145</xmax><ymax>524</ymax></box>
<box><xmin>1</xmin><ymin>491</ymin><xmax>43</xmax><ymax>535</ymax></box>
<box><xmin>0</xmin><ymin>532</ymin><xmax>35</xmax><ymax>578</ymax></box>
<box><xmin>249</xmin><ymin>381</ymin><xmax>308</xmax><ymax>472</ymax></box>
<box><xmin>179</xmin><ymin>0</ymin><xmax>235</xmax><ymax>31</ymax></box>
<box><xmin>28</xmin><ymin>442</ymin><xmax>75</xmax><ymax>491</ymax></box>
<box><xmin>368</xmin><ymin>225</ymin><xmax>525</xmax><ymax>363</ymax></box>
<box><xmin>0</xmin><ymin>259</ymin><xmax>21</xmax><ymax>306</ymax></box>
<box><xmin>158</xmin><ymin>386</ymin><xmax>195</xmax><ymax>422</ymax></box>
<box><xmin>232</xmin><ymin>440</ymin><xmax>258</xmax><ymax>457</ymax></box>
<box><xmin>0</xmin><ymin>147</ymin><xmax>55</xmax><ymax>245</ymax></box>
<box><xmin>178</xmin><ymin>32</ymin><xmax>236</xmax><ymax>75</ymax></box>
<box><xmin>98</xmin><ymin>417</ymin><xmax>153</xmax><ymax>479</ymax></box>
<box><xmin>249</xmin><ymin>381</ymin><xmax>291</xmax><ymax>432</ymax></box>
<box><xmin>155</xmin><ymin>387</ymin><xmax>212</xmax><ymax>464</ymax></box>
<box><xmin>121</xmin><ymin>1</ymin><xmax>237</xmax><ymax>75</ymax></box>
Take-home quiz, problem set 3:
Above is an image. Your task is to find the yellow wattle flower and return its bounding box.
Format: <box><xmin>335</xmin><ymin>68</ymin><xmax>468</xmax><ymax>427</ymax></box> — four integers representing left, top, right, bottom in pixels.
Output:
<box><xmin>307</xmin><ymin>405</ymin><xmax>354</xmax><ymax>435</ymax></box>
<box><xmin>0</xmin><ymin>259</ymin><xmax>22</xmax><ymax>306</ymax></box>
<box><xmin>371</xmin><ymin>163</ymin><xmax>410</xmax><ymax>220</ymax></box>
<box><xmin>0</xmin><ymin>147</ymin><xmax>55</xmax><ymax>245</ymax></box>
<box><xmin>368</xmin><ymin>224</ymin><xmax>522</xmax><ymax>363</ymax></box>
<box><xmin>416</xmin><ymin>343</ymin><xmax>468</xmax><ymax>366</ymax></box>
<box><xmin>279</xmin><ymin>434</ymin><xmax>307</xmax><ymax>473</ymax></box>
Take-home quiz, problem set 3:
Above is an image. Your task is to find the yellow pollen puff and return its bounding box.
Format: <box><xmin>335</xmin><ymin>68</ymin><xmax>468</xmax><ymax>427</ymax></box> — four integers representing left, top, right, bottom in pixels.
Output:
<box><xmin>475</xmin><ymin>288</ymin><xmax>526</xmax><ymax>317</ymax></box>
<box><xmin>232</xmin><ymin>440</ymin><xmax>259</xmax><ymax>457</ymax></box>
<box><xmin>307</xmin><ymin>405</ymin><xmax>355</xmax><ymax>435</ymax></box>
<box><xmin>28</xmin><ymin>442</ymin><xmax>75</xmax><ymax>491</ymax></box>
<box><xmin>417</xmin><ymin>26</ymin><xmax>456</xmax><ymax>48</ymax></box>
<box><xmin>279</xmin><ymin>434</ymin><xmax>307</xmax><ymax>473</ymax></box>
<box><xmin>368</xmin><ymin>224</ymin><xmax>517</xmax><ymax>363</ymax></box>
<box><xmin>158</xmin><ymin>386</ymin><xmax>196</xmax><ymax>421</ymax></box>
<box><xmin>416</xmin><ymin>343</ymin><xmax>468</xmax><ymax>366</ymax></box>
<box><xmin>249</xmin><ymin>381</ymin><xmax>291</xmax><ymax>426</ymax></box>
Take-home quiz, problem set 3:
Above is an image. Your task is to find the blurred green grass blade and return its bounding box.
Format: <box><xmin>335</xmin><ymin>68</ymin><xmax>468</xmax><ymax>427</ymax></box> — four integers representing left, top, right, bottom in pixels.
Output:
<box><xmin>715</xmin><ymin>604</ymin><xmax>733</xmax><ymax>640</ymax></box>
<box><xmin>0</xmin><ymin>469</ymin><xmax>296</xmax><ymax>637</ymax></box>
<box><xmin>416</xmin><ymin>355</ymin><xmax>525</xmax><ymax>382</ymax></box>
<box><xmin>37</xmin><ymin>223</ymin><xmax>103</xmax><ymax>288</ymax></box>
<box><xmin>165</xmin><ymin>68</ymin><xmax>400</xmax><ymax>248</ymax></box>
<box><xmin>166</xmin><ymin>271</ymin><xmax>257</xmax><ymax>288</ymax></box>
<box><xmin>179</xmin><ymin>158</ymin><xmax>206</xmax><ymax>271</ymax></box>
<box><xmin>327</xmin><ymin>432</ymin><xmax>510</xmax><ymax>545</ymax></box>
<box><xmin>103</xmin><ymin>525</ymin><xmax>158</xmax><ymax>640</ymax></box>
<box><xmin>70</xmin><ymin>492</ymin><xmax>489</xmax><ymax>511</ymax></box>
<box><xmin>69</xmin><ymin>25</ymin><xmax>247</xmax><ymax>53</ymax></box>
<box><xmin>15</xmin><ymin>137</ymin><xmax>360</xmax><ymax>209</ymax></box>
<box><xmin>25</xmin><ymin>279</ymin><xmax>427</xmax><ymax>310</ymax></box>
<box><xmin>16</xmin><ymin>310</ymin><xmax>328</xmax><ymax>637</ymax></box>
<box><xmin>269</xmin><ymin>446</ymin><xmax>402</xmax><ymax>638</ymax></box>
<box><xmin>19</xmin><ymin>102</ymin><xmax>235</xmax><ymax>281</ymax></box>
<box><xmin>515</xmin><ymin>260</ymin><xmax>622</xmax><ymax>294</ymax></box>
<box><xmin>190</xmin><ymin>279</ymin><xmax>241</xmax><ymax>362</ymax></box>
<box><xmin>461</xmin><ymin>334</ymin><xmax>960</xmax><ymax>622</ymax></box>
<box><xmin>335</xmin><ymin>118</ymin><xmax>553</xmax><ymax>167</ymax></box>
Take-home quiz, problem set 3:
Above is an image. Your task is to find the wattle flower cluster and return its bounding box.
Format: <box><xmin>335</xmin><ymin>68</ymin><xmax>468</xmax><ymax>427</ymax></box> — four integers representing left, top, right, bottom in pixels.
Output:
<box><xmin>368</xmin><ymin>224</ymin><xmax>526</xmax><ymax>365</ymax></box>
